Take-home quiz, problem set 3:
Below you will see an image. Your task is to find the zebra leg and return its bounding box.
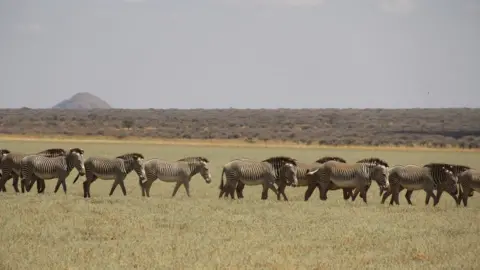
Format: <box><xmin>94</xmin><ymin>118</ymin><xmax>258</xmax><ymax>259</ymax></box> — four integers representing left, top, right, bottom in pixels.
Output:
<box><xmin>37</xmin><ymin>178</ymin><xmax>45</xmax><ymax>193</ymax></box>
<box><xmin>304</xmin><ymin>183</ymin><xmax>316</xmax><ymax>201</ymax></box>
<box><xmin>27</xmin><ymin>177</ymin><xmax>37</xmax><ymax>193</ymax></box>
<box><xmin>109</xmin><ymin>177</ymin><xmax>124</xmax><ymax>196</ymax></box>
<box><xmin>145</xmin><ymin>180</ymin><xmax>155</xmax><ymax>197</ymax></box>
<box><xmin>235</xmin><ymin>182</ymin><xmax>244</xmax><ymax>199</ymax></box>
<box><xmin>0</xmin><ymin>173</ymin><xmax>12</xmax><ymax>192</ymax></box>
<box><xmin>54</xmin><ymin>176</ymin><xmax>67</xmax><ymax>194</ymax></box>
<box><xmin>276</xmin><ymin>181</ymin><xmax>288</xmax><ymax>201</ymax></box>
<box><xmin>404</xmin><ymin>190</ymin><xmax>414</xmax><ymax>205</ymax></box>
<box><xmin>12</xmin><ymin>174</ymin><xmax>20</xmax><ymax>193</ymax></box>
<box><xmin>318</xmin><ymin>182</ymin><xmax>329</xmax><ymax>201</ymax></box>
<box><xmin>267</xmin><ymin>180</ymin><xmax>279</xmax><ymax>199</ymax></box>
<box><xmin>54</xmin><ymin>178</ymin><xmax>63</xmax><ymax>193</ymax></box>
<box><xmin>343</xmin><ymin>189</ymin><xmax>352</xmax><ymax>200</ymax></box>
<box><xmin>119</xmin><ymin>179</ymin><xmax>127</xmax><ymax>196</ymax></box>
<box><xmin>183</xmin><ymin>180</ymin><xmax>191</xmax><ymax>197</ymax></box>
<box><xmin>381</xmin><ymin>189</ymin><xmax>391</xmax><ymax>204</ymax></box>
<box><xmin>433</xmin><ymin>188</ymin><xmax>444</xmax><ymax>206</ymax></box>
<box><xmin>424</xmin><ymin>189</ymin><xmax>437</xmax><ymax>205</ymax></box>
<box><xmin>261</xmin><ymin>182</ymin><xmax>269</xmax><ymax>200</ymax></box>
<box><xmin>460</xmin><ymin>185</ymin><xmax>471</xmax><ymax>207</ymax></box>
<box><xmin>171</xmin><ymin>181</ymin><xmax>182</xmax><ymax>197</ymax></box>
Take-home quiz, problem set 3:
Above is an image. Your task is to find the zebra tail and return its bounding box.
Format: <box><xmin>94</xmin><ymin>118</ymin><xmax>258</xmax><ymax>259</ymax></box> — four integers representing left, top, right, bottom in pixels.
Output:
<box><xmin>219</xmin><ymin>168</ymin><xmax>225</xmax><ymax>190</ymax></box>
<box><xmin>73</xmin><ymin>173</ymin><xmax>81</xmax><ymax>184</ymax></box>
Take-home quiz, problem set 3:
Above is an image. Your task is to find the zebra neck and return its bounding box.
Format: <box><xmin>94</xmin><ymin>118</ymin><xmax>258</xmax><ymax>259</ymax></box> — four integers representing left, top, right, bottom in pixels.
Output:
<box><xmin>123</xmin><ymin>159</ymin><xmax>135</xmax><ymax>173</ymax></box>
<box><xmin>65</xmin><ymin>156</ymin><xmax>74</xmax><ymax>172</ymax></box>
<box><xmin>188</xmin><ymin>164</ymin><xmax>198</xmax><ymax>177</ymax></box>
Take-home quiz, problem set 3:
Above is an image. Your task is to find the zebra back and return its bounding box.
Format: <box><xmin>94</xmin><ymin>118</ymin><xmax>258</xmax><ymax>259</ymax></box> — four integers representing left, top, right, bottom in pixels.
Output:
<box><xmin>36</xmin><ymin>148</ymin><xmax>67</xmax><ymax>157</ymax></box>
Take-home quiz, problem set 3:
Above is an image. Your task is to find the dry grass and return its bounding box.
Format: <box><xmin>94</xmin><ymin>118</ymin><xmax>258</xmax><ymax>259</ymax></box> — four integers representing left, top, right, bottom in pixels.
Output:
<box><xmin>0</xmin><ymin>134</ymin><xmax>478</xmax><ymax>152</ymax></box>
<box><xmin>1</xmin><ymin>139</ymin><xmax>480</xmax><ymax>270</ymax></box>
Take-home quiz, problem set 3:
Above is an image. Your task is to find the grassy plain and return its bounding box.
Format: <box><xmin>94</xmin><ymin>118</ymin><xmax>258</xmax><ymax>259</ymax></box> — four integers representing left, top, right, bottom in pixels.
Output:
<box><xmin>1</xmin><ymin>139</ymin><xmax>480</xmax><ymax>270</ymax></box>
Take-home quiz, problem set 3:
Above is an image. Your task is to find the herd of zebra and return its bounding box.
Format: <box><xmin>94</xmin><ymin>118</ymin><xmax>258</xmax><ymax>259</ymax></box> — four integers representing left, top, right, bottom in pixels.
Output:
<box><xmin>0</xmin><ymin>147</ymin><xmax>478</xmax><ymax>207</ymax></box>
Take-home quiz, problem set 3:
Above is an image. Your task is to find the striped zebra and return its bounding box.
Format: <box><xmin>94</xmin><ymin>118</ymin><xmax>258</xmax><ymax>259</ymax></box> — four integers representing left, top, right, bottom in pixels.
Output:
<box><xmin>382</xmin><ymin>163</ymin><xmax>470</xmax><ymax>205</ymax></box>
<box><xmin>219</xmin><ymin>156</ymin><xmax>297</xmax><ymax>200</ymax></box>
<box><xmin>306</xmin><ymin>158</ymin><xmax>389</xmax><ymax>203</ymax></box>
<box><xmin>218</xmin><ymin>158</ymin><xmax>254</xmax><ymax>199</ymax></box>
<box><xmin>457</xmin><ymin>168</ymin><xmax>479</xmax><ymax>207</ymax></box>
<box><xmin>0</xmin><ymin>148</ymin><xmax>67</xmax><ymax>193</ymax></box>
<box><xmin>304</xmin><ymin>156</ymin><xmax>358</xmax><ymax>201</ymax></box>
<box><xmin>228</xmin><ymin>156</ymin><xmax>355</xmax><ymax>201</ymax></box>
<box><xmin>380</xmin><ymin>164</ymin><xmax>458</xmax><ymax>206</ymax></box>
<box><xmin>141</xmin><ymin>156</ymin><xmax>211</xmax><ymax>198</ymax></box>
<box><xmin>79</xmin><ymin>153</ymin><xmax>146</xmax><ymax>198</ymax></box>
<box><xmin>21</xmin><ymin>148</ymin><xmax>85</xmax><ymax>194</ymax></box>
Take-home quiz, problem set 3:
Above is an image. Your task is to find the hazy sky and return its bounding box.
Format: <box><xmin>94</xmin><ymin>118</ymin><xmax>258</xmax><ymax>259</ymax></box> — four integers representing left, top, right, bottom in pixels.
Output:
<box><xmin>0</xmin><ymin>0</ymin><xmax>479</xmax><ymax>109</ymax></box>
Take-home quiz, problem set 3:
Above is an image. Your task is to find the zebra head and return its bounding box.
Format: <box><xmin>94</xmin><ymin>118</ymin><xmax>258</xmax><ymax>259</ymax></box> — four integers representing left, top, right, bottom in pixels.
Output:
<box><xmin>0</xmin><ymin>149</ymin><xmax>10</xmax><ymax>163</ymax></box>
<box><xmin>177</xmin><ymin>157</ymin><xmax>211</xmax><ymax>184</ymax></box>
<box><xmin>132</xmin><ymin>153</ymin><xmax>146</xmax><ymax>181</ymax></box>
<box><xmin>116</xmin><ymin>153</ymin><xmax>146</xmax><ymax>181</ymax></box>
<box><xmin>68</xmin><ymin>148</ymin><xmax>86</xmax><ymax>176</ymax></box>
<box><xmin>357</xmin><ymin>158</ymin><xmax>390</xmax><ymax>192</ymax></box>
<box><xmin>263</xmin><ymin>156</ymin><xmax>298</xmax><ymax>187</ymax></box>
<box><xmin>283</xmin><ymin>163</ymin><xmax>298</xmax><ymax>187</ymax></box>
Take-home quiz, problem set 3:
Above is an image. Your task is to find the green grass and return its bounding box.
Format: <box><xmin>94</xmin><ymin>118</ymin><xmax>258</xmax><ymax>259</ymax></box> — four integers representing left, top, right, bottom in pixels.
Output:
<box><xmin>1</xmin><ymin>140</ymin><xmax>480</xmax><ymax>270</ymax></box>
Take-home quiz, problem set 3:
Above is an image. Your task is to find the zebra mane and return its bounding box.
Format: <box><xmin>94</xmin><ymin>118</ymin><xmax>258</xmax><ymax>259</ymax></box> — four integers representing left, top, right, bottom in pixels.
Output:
<box><xmin>36</xmin><ymin>148</ymin><xmax>67</xmax><ymax>157</ymax></box>
<box><xmin>262</xmin><ymin>156</ymin><xmax>297</xmax><ymax>166</ymax></box>
<box><xmin>424</xmin><ymin>163</ymin><xmax>470</xmax><ymax>174</ymax></box>
<box><xmin>116</xmin><ymin>153</ymin><xmax>144</xmax><ymax>160</ymax></box>
<box><xmin>315</xmin><ymin>156</ymin><xmax>346</xmax><ymax>164</ymax></box>
<box><xmin>177</xmin><ymin>156</ymin><xmax>209</xmax><ymax>163</ymax></box>
<box><xmin>356</xmin><ymin>157</ymin><xmax>389</xmax><ymax>168</ymax></box>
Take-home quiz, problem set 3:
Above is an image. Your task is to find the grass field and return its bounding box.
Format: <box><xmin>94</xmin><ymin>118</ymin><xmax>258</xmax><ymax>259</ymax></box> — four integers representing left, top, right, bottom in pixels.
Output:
<box><xmin>1</xmin><ymin>139</ymin><xmax>480</xmax><ymax>269</ymax></box>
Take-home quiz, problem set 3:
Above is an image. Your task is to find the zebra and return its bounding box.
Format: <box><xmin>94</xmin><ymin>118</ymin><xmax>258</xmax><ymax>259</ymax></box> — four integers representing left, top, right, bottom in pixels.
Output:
<box><xmin>424</xmin><ymin>163</ymin><xmax>472</xmax><ymax>199</ymax></box>
<box><xmin>306</xmin><ymin>158</ymin><xmax>389</xmax><ymax>203</ymax></box>
<box><xmin>219</xmin><ymin>156</ymin><xmax>298</xmax><ymax>200</ymax></box>
<box><xmin>140</xmin><ymin>156</ymin><xmax>212</xmax><ymax>198</ymax></box>
<box><xmin>0</xmin><ymin>148</ymin><xmax>67</xmax><ymax>193</ymax></box>
<box><xmin>457</xmin><ymin>168</ymin><xmax>480</xmax><ymax>207</ymax></box>
<box><xmin>76</xmin><ymin>153</ymin><xmax>146</xmax><ymax>198</ymax></box>
<box><xmin>304</xmin><ymin>156</ymin><xmax>360</xmax><ymax>202</ymax></box>
<box><xmin>218</xmin><ymin>158</ymin><xmax>255</xmax><ymax>199</ymax></box>
<box><xmin>21</xmin><ymin>148</ymin><xmax>85</xmax><ymax>194</ymax></box>
<box><xmin>382</xmin><ymin>163</ymin><xmax>471</xmax><ymax>205</ymax></box>
<box><xmin>380</xmin><ymin>164</ymin><xmax>458</xmax><ymax>206</ymax></box>
<box><xmin>0</xmin><ymin>149</ymin><xmax>10</xmax><ymax>176</ymax></box>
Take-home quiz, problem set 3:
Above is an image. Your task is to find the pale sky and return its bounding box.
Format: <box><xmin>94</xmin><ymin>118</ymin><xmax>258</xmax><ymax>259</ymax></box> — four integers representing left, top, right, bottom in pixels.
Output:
<box><xmin>0</xmin><ymin>0</ymin><xmax>478</xmax><ymax>109</ymax></box>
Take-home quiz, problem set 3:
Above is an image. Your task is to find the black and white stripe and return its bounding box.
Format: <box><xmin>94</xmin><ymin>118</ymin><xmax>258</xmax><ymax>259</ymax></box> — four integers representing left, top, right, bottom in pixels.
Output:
<box><xmin>141</xmin><ymin>156</ymin><xmax>212</xmax><ymax>198</ymax></box>
<box><xmin>219</xmin><ymin>156</ymin><xmax>297</xmax><ymax>200</ymax></box>
<box><xmin>21</xmin><ymin>148</ymin><xmax>85</xmax><ymax>194</ymax></box>
<box><xmin>80</xmin><ymin>153</ymin><xmax>145</xmax><ymax>198</ymax></box>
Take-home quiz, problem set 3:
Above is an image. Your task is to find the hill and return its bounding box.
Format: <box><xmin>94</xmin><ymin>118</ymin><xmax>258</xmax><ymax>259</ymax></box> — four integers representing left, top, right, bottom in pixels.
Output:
<box><xmin>52</xmin><ymin>92</ymin><xmax>111</xmax><ymax>109</ymax></box>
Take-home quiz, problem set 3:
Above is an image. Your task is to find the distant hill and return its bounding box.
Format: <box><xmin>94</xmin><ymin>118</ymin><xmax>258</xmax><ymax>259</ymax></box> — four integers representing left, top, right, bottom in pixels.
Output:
<box><xmin>52</xmin><ymin>92</ymin><xmax>111</xmax><ymax>109</ymax></box>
